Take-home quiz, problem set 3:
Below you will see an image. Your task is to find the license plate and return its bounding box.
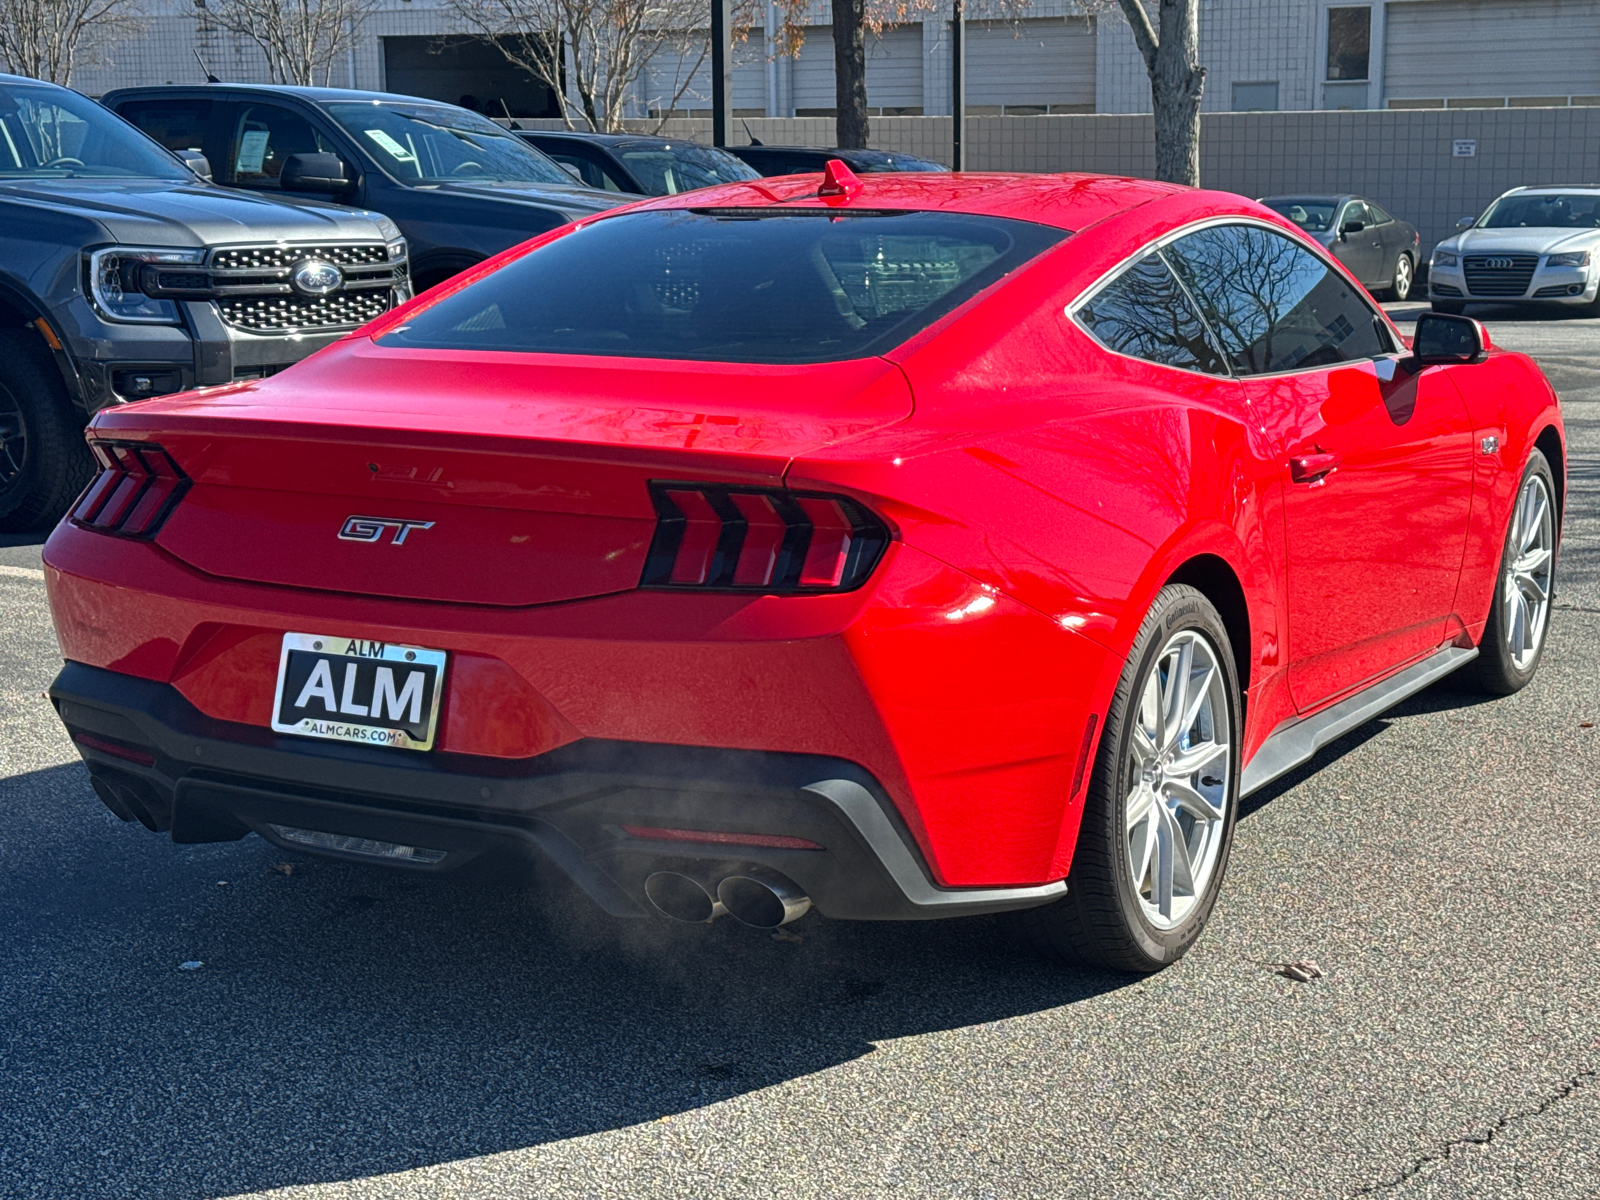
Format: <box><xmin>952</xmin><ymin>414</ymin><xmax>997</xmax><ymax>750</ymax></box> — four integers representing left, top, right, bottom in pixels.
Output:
<box><xmin>271</xmin><ymin>633</ymin><xmax>447</xmax><ymax>752</ymax></box>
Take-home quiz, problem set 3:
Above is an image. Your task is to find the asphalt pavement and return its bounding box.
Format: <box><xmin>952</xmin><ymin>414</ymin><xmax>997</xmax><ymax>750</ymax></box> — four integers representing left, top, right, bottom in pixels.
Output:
<box><xmin>1</xmin><ymin>305</ymin><xmax>1597</xmax><ymax>1200</ymax></box>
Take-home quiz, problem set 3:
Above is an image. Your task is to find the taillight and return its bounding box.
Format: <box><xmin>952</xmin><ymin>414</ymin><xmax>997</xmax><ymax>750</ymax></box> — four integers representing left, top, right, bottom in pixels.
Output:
<box><xmin>70</xmin><ymin>440</ymin><xmax>189</xmax><ymax>537</ymax></box>
<box><xmin>642</xmin><ymin>483</ymin><xmax>890</xmax><ymax>593</ymax></box>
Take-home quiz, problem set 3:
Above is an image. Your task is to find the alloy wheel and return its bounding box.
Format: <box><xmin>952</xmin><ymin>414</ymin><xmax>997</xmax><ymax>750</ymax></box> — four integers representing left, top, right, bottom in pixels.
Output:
<box><xmin>0</xmin><ymin>389</ymin><xmax>27</xmax><ymax>497</ymax></box>
<box><xmin>1503</xmin><ymin>472</ymin><xmax>1555</xmax><ymax>671</ymax></box>
<box><xmin>1393</xmin><ymin>256</ymin><xmax>1413</xmax><ymax>301</ymax></box>
<box><xmin>1124</xmin><ymin>629</ymin><xmax>1232</xmax><ymax>930</ymax></box>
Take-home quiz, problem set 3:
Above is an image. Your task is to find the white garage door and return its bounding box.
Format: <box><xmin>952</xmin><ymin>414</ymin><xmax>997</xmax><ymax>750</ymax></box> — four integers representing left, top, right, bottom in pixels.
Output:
<box><xmin>793</xmin><ymin>24</ymin><xmax>925</xmax><ymax>113</ymax></box>
<box><xmin>966</xmin><ymin>16</ymin><xmax>1096</xmax><ymax>110</ymax></box>
<box><xmin>1385</xmin><ymin>0</ymin><xmax>1600</xmax><ymax>101</ymax></box>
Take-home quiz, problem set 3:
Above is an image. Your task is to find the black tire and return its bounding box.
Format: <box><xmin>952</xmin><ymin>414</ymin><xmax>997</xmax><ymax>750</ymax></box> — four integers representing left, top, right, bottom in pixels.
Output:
<box><xmin>1431</xmin><ymin>300</ymin><xmax>1465</xmax><ymax>315</ymax></box>
<box><xmin>0</xmin><ymin>328</ymin><xmax>94</xmax><ymax>532</ymax></box>
<box><xmin>1011</xmin><ymin>584</ymin><xmax>1242</xmax><ymax>973</ymax></box>
<box><xmin>1472</xmin><ymin>450</ymin><xmax>1558</xmax><ymax>695</ymax></box>
<box><xmin>1380</xmin><ymin>254</ymin><xmax>1414</xmax><ymax>302</ymax></box>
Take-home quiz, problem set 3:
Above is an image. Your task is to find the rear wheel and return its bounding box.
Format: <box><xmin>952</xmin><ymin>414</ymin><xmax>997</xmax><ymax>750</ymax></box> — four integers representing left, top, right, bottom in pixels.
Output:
<box><xmin>1012</xmin><ymin>585</ymin><xmax>1241</xmax><ymax>972</ymax></box>
<box><xmin>0</xmin><ymin>328</ymin><xmax>93</xmax><ymax>532</ymax></box>
<box><xmin>1472</xmin><ymin>451</ymin><xmax>1557</xmax><ymax>694</ymax></box>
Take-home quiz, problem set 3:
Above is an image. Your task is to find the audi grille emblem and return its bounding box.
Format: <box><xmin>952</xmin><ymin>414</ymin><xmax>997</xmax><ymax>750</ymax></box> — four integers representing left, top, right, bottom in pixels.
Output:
<box><xmin>291</xmin><ymin>259</ymin><xmax>344</xmax><ymax>297</ymax></box>
<box><xmin>1482</xmin><ymin>258</ymin><xmax>1515</xmax><ymax>270</ymax></box>
<box><xmin>339</xmin><ymin>516</ymin><xmax>434</xmax><ymax>545</ymax></box>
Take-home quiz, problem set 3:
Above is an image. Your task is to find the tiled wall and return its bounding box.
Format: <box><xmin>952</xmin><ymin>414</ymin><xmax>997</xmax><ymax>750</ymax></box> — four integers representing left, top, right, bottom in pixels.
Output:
<box><xmin>544</xmin><ymin>105</ymin><xmax>1600</xmax><ymax>254</ymax></box>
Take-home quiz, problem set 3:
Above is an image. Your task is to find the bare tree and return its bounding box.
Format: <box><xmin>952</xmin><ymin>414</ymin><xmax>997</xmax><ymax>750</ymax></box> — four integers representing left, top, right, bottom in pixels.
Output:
<box><xmin>1112</xmin><ymin>0</ymin><xmax>1204</xmax><ymax>186</ymax></box>
<box><xmin>202</xmin><ymin>0</ymin><xmax>378</xmax><ymax>86</ymax></box>
<box><xmin>0</xmin><ymin>0</ymin><xmax>144</xmax><ymax>85</ymax></box>
<box><xmin>441</xmin><ymin>0</ymin><xmax>742</xmax><ymax>133</ymax></box>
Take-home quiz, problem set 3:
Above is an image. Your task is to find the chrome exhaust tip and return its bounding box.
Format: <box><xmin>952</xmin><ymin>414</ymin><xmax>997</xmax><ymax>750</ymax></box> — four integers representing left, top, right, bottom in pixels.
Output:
<box><xmin>717</xmin><ymin>868</ymin><xmax>812</xmax><ymax>928</ymax></box>
<box><xmin>644</xmin><ymin>871</ymin><xmax>726</xmax><ymax>923</ymax></box>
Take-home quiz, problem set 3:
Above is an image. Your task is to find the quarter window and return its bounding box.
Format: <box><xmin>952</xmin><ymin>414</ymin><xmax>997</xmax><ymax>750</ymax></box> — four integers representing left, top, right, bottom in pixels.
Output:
<box><xmin>1164</xmin><ymin>224</ymin><xmax>1391</xmax><ymax>375</ymax></box>
<box><xmin>1077</xmin><ymin>254</ymin><xmax>1229</xmax><ymax>376</ymax></box>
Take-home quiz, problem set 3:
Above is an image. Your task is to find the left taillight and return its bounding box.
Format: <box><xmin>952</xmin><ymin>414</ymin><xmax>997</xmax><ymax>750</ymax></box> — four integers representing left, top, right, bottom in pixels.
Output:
<box><xmin>70</xmin><ymin>440</ymin><xmax>189</xmax><ymax>537</ymax></box>
<box><xmin>642</xmin><ymin>483</ymin><xmax>890</xmax><ymax>594</ymax></box>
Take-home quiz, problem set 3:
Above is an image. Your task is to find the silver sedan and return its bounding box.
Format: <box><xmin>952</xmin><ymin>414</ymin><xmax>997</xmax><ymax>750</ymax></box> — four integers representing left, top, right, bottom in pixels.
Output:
<box><xmin>1429</xmin><ymin>186</ymin><xmax>1600</xmax><ymax>317</ymax></box>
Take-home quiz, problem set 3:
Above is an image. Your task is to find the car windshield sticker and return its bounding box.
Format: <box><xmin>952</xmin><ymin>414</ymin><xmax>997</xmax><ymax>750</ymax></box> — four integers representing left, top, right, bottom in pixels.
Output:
<box><xmin>236</xmin><ymin>129</ymin><xmax>269</xmax><ymax>175</ymax></box>
<box><xmin>365</xmin><ymin>129</ymin><xmax>417</xmax><ymax>163</ymax></box>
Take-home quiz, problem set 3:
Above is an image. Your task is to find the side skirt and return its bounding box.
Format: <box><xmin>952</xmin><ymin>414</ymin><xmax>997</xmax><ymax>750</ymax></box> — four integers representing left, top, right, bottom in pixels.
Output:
<box><xmin>1240</xmin><ymin>645</ymin><xmax>1479</xmax><ymax>797</ymax></box>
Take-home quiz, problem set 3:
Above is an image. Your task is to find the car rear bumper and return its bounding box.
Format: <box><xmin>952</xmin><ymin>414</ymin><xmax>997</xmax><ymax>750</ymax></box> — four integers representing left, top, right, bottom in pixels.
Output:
<box><xmin>52</xmin><ymin>661</ymin><xmax>1069</xmax><ymax>922</ymax></box>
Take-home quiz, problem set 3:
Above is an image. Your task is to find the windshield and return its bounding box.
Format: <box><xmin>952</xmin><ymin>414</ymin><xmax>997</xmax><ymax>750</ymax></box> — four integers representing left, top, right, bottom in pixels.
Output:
<box><xmin>616</xmin><ymin>144</ymin><xmax>759</xmax><ymax>195</ymax></box>
<box><xmin>1478</xmin><ymin>193</ymin><xmax>1600</xmax><ymax>229</ymax></box>
<box><xmin>0</xmin><ymin>82</ymin><xmax>190</xmax><ymax>181</ymax></box>
<box><xmin>379</xmin><ymin>208</ymin><xmax>1066</xmax><ymax>364</ymax></box>
<box><xmin>325</xmin><ymin>102</ymin><xmax>575</xmax><ymax>186</ymax></box>
<box><xmin>1262</xmin><ymin>199</ymin><xmax>1339</xmax><ymax>233</ymax></box>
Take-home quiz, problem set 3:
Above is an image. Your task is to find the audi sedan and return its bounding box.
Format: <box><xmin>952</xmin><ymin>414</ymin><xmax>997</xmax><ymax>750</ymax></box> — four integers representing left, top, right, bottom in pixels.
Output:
<box><xmin>44</xmin><ymin>167</ymin><xmax>1564</xmax><ymax>973</ymax></box>
<box><xmin>1258</xmin><ymin>194</ymin><xmax>1421</xmax><ymax>300</ymax></box>
<box><xmin>1429</xmin><ymin>186</ymin><xmax>1600</xmax><ymax>316</ymax></box>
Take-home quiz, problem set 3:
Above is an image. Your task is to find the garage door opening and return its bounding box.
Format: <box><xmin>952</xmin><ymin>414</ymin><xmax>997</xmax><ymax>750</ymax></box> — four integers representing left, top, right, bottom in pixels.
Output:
<box><xmin>382</xmin><ymin>35</ymin><xmax>562</xmax><ymax>118</ymax></box>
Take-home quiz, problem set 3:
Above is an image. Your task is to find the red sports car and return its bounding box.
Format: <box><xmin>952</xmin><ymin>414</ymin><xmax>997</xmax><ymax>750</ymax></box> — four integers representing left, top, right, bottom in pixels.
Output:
<box><xmin>44</xmin><ymin>166</ymin><xmax>1565</xmax><ymax>972</ymax></box>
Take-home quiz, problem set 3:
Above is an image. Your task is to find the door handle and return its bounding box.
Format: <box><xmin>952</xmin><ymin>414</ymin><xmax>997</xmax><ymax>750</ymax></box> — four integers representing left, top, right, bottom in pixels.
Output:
<box><xmin>1289</xmin><ymin>451</ymin><xmax>1341</xmax><ymax>484</ymax></box>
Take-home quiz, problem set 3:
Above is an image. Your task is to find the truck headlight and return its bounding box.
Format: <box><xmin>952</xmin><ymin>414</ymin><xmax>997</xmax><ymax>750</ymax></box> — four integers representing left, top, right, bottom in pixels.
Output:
<box><xmin>1432</xmin><ymin>251</ymin><xmax>1458</xmax><ymax>269</ymax></box>
<box><xmin>87</xmin><ymin>247</ymin><xmax>205</xmax><ymax>324</ymax></box>
<box><xmin>1546</xmin><ymin>251</ymin><xmax>1590</xmax><ymax>268</ymax></box>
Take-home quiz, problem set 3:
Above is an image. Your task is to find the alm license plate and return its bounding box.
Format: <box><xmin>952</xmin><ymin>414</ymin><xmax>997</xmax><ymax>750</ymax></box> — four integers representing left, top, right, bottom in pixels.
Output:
<box><xmin>271</xmin><ymin>633</ymin><xmax>447</xmax><ymax>752</ymax></box>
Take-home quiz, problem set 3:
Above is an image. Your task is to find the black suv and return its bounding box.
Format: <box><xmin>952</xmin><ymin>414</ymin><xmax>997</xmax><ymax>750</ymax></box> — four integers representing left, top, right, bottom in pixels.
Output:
<box><xmin>0</xmin><ymin>74</ymin><xmax>407</xmax><ymax>530</ymax></box>
<box><xmin>103</xmin><ymin>85</ymin><xmax>633</xmax><ymax>291</ymax></box>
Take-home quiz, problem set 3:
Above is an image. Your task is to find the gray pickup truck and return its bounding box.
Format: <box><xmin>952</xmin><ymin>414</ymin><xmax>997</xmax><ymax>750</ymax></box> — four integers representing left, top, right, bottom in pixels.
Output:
<box><xmin>0</xmin><ymin>73</ymin><xmax>409</xmax><ymax>530</ymax></box>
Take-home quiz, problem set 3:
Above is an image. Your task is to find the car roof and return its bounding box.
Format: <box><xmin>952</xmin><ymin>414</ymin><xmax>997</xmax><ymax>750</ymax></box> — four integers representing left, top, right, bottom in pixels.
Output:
<box><xmin>1258</xmin><ymin>194</ymin><xmax>1356</xmax><ymax>205</ymax></box>
<box><xmin>1505</xmin><ymin>184</ymin><xmax>1600</xmax><ymax>195</ymax></box>
<box><xmin>521</xmin><ymin>131</ymin><xmax>714</xmax><ymax>152</ymax></box>
<box><xmin>103</xmin><ymin>83</ymin><xmax>446</xmax><ymax>107</ymax></box>
<box><xmin>626</xmin><ymin>171</ymin><xmax>1191</xmax><ymax>232</ymax></box>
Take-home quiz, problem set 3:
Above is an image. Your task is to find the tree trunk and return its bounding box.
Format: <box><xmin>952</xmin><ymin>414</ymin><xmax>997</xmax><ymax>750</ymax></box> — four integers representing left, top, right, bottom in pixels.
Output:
<box><xmin>1118</xmin><ymin>0</ymin><xmax>1205</xmax><ymax>187</ymax></box>
<box><xmin>830</xmin><ymin>0</ymin><xmax>869</xmax><ymax>150</ymax></box>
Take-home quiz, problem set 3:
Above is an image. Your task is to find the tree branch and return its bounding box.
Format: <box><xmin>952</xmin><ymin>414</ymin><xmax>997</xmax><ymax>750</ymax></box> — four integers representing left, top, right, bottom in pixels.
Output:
<box><xmin>1115</xmin><ymin>0</ymin><xmax>1158</xmax><ymax>73</ymax></box>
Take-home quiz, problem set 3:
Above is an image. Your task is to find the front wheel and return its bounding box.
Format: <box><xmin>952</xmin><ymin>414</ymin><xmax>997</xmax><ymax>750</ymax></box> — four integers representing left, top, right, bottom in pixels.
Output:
<box><xmin>1012</xmin><ymin>584</ymin><xmax>1241</xmax><ymax>973</ymax></box>
<box><xmin>1382</xmin><ymin>254</ymin><xmax>1414</xmax><ymax>302</ymax></box>
<box><xmin>1472</xmin><ymin>450</ymin><xmax>1557</xmax><ymax>694</ymax></box>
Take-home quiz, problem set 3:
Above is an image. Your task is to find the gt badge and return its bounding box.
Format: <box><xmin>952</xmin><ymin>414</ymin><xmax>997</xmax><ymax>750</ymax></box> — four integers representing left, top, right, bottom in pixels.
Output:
<box><xmin>339</xmin><ymin>515</ymin><xmax>435</xmax><ymax>545</ymax></box>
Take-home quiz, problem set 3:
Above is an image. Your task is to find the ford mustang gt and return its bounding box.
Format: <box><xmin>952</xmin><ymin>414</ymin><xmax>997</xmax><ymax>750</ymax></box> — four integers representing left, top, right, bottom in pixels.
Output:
<box><xmin>43</xmin><ymin>164</ymin><xmax>1565</xmax><ymax>972</ymax></box>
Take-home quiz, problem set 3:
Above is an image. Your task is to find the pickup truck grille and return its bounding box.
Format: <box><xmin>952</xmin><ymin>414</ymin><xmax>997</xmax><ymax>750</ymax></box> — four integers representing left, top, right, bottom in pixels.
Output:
<box><xmin>1462</xmin><ymin>254</ymin><xmax>1538</xmax><ymax>297</ymax></box>
<box><xmin>141</xmin><ymin>242</ymin><xmax>407</xmax><ymax>334</ymax></box>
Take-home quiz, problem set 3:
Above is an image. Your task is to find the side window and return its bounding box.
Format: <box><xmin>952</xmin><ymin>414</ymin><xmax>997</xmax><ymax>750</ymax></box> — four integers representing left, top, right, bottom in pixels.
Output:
<box><xmin>1164</xmin><ymin>224</ymin><xmax>1392</xmax><ymax>375</ymax></box>
<box><xmin>228</xmin><ymin>103</ymin><xmax>335</xmax><ymax>187</ymax></box>
<box><xmin>546</xmin><ymin>150</ymin><xmax>627</xmax><ymax>192</ymax></box>
<box><xmin>1342</xmin><ymin>201</ymin><xmax>1370</xmax><ymax>228</ymax></box>
<box><xmin>117</xmin><ymin>99</ymin><xmax>212</xmax><ymax>152</ymax></box>
<box><xmin>1366</xmin><ymin>202</ymin><xmax>1394</xmax><ymax>225</ymax></box>
<box><xmin>1077</xmin><ymin>254</ymin><xmax>1230</xmax><ymax>376</ymax></box>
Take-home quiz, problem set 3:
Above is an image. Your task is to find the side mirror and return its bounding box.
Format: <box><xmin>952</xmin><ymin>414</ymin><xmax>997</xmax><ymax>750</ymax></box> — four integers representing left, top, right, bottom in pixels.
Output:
<box><xmin>1340</xmin><ymin>219</ymin><xmax>1365</xmax><ymax>234</ymax></box>
<box><xmin>280</xmin><ymin>152</ymin><xmax>352</xmax><ymax>193</ymax></box>
<box><xmin>1456</xmin><ymin>216</ymin><xmax>1477</xmax><ymax>230</ymax></box>
<box><xmin>175</xmin><ymin>149</ymin><xmax>212</xmax><ymax>180</ymax></box>
<box><xmin>1410</xmin><ymin>312</ymin><xmax>1487</xmax><ymax>365</ymax></box>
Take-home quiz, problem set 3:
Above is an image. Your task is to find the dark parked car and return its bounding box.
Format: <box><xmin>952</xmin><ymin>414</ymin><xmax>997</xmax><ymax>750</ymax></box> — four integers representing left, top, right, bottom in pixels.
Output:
<box><xmin>1257</xmin><ymin>194</ymin><xmax>1421</xmax><ymax>300</ymax></box>
<box><xmin>0</xmin><ymin>73</ymin><xmax>406</xmax><ymax>530</ymax></box>
<box><xmin>102</xmin><ymin>86</ymin><xmax>632</xmax><ymax>291</ymax></box>
<box><xmin>728</xmin><ymin>144</ymin><xmax>949</xmax><ymax>177</ymax></box>
<box><xmin>517</xmin><ymin>131</ymin><xmax>760</xmax><ymax>196</ymax></box>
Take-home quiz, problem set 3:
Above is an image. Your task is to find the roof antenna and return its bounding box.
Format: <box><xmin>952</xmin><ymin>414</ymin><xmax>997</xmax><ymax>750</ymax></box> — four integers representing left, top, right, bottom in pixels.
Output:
<box><xmin>742</xmin><ymin>119</ymin><xmax>762</xmax><ymax>146</ymax></box>
<box><xmin>193</xmin><ymin>47</ymin><xmax>219</xmax><ymax>84</ymax></box>
<box><xmin>499</xmin><ymin>98</ymin><xmax>523</xmax><ymax>130</ymax></box>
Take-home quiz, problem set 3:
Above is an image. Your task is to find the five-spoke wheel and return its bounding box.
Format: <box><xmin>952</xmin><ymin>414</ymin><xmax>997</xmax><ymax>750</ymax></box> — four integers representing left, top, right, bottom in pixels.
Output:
<box><xmin>1474</xmin><ymin>450</ymin><xmax>1559</xmax><ymax>693</ymax></box>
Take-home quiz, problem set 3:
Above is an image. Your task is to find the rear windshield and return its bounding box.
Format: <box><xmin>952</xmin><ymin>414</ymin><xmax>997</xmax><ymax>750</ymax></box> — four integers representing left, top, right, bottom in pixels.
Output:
<box><xmin>378</xmin><ymin>208</ymin><xmax>1066</xmax><ymax>363</ymax></box>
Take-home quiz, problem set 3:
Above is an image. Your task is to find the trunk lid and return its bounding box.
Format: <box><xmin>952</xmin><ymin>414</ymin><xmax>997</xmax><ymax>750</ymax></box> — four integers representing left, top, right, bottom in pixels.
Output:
<box><xmin>91</xmin><ymin>340</ymin><xmax>911</xmax><ymax>607</ymax></box>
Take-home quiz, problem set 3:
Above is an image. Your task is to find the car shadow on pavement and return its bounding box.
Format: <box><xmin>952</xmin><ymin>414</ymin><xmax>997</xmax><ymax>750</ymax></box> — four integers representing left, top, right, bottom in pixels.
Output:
<box><xmin>0</xmin><ymin>760</ymin><xmax>1136</xmax><ymax>1200</ymax></box>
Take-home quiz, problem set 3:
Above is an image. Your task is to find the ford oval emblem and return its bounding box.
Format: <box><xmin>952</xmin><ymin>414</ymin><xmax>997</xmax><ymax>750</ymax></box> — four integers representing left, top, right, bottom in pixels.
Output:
<box><xmin>290</xmin><ymin>259</ymin><xmax>344</xmax><ymax>297</ymax></box>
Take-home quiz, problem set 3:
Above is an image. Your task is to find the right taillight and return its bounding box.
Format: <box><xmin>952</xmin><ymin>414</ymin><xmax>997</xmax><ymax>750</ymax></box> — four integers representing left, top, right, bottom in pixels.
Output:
<box><xmin>70</xmin><ymin>440</ymin><xmax>189</xmax><ymax>537</ymax></box>
<box><xmin>642</xmin><ymin>483</ymin><xmax>890</xmax><ymax>593</ymax></box>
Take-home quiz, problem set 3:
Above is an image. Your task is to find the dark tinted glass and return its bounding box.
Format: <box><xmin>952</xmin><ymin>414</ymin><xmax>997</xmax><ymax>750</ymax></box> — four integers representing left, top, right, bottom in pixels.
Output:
<box><xmin>380</xmin><ymin>208</ymin><xmax>1065</xmax><ymax>364</ymax></box>
<box><xmin>1165</xmin><ymin>225</ymin><xmax>1390</xmax><ymax>374</ymax></box>
<box><xmin>0</xmin><ymin>83</ymin><xmax>190</xmax><ymax>180</ymax></box>
<box><xmin>119</xmin><ymin>99</ymin><xmax>211</xmax><ymax>152</ymax></box>
<box><xmin>1479</xmin><ymin>193</ymin><xmax>1600</xmax><ymax>229</ymax></box>
<box><xmin>1077</xmin><ymin>254</ymin><xmax>1228</xmax><ymax>375</ymax></box>
<box><xmin>1367</xmin><ymin>202</ymin><xmax>1394</xmax><ymax>224</ymax></box>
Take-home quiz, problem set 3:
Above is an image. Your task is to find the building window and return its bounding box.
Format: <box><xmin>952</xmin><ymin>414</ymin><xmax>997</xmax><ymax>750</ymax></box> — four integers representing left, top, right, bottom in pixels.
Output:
<box><xmin>1232</xmin><ymin>81</ymin><xmax>1280</xmax><ymax>111</ymax></box>
<box><xmin>1326</xmin><ymin>7</ymin><xmax>1371</xmax><ymax>81</ymax></box>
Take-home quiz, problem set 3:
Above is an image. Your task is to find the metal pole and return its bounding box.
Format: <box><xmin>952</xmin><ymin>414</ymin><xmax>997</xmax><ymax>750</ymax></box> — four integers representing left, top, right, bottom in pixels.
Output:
<box><xmin>766</xmin><ymin>0</ymin><xmax>779</xmax><ymax>117</ymax></box>
<box><xmin>951</xmin><ymin>0</ymin><xmax>965</xmax><ymax>170</ymax></box>
<box><xmin>711</xmin><ymin>0</ymin><xmax>733</xmax><ymax>147</ymax></box>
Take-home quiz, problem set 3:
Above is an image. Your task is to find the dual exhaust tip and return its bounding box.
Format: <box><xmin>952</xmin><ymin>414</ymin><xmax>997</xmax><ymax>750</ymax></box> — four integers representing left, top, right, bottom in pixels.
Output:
<box><xmin>644</xmin><ymin>867</ymin><xmax>811</xmax><ymax>928</ymax></box>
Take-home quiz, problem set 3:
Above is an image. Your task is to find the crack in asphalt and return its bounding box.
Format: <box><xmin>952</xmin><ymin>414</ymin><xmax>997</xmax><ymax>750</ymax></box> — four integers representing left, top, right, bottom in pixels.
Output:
<box><xmin>1348</xmin><ymin>1067</ymin><xmax>1597</xmax><ymax>1195</ymax></box>
<box><xmin>1554</xmin><ymin>603</ymin><xmax>1600</xmax><ymax>615</ymax></box>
